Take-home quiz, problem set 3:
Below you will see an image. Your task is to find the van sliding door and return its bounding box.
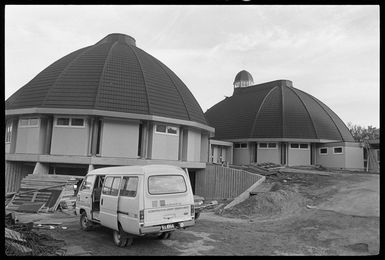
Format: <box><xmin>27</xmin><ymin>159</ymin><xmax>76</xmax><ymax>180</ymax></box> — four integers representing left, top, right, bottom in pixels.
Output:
<box><xmin>118</xmin><ymin>176</ymin><xmax>140</xmax><ymax>235</ymax></box>
<box><xmin>100</xmin><ymin>176</ymin><xmax>121</xmax><ymax>231</ymax></box>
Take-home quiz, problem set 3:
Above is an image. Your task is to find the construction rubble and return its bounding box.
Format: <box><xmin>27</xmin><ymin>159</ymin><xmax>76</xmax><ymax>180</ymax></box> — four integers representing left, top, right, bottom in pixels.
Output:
<box><xmin>5</xmin><ymin>174</ymin><xmax>84</xmax><ymax>255</ymax></box>
<box><xmin>5</xmin><ymin>211</ymin><xmax>67</xmax><ymax>256</ymax></box>
<box><xmin>6</xmin><ymin>174</ymin><xmax>83</xmax><ymax>213</ymax></box>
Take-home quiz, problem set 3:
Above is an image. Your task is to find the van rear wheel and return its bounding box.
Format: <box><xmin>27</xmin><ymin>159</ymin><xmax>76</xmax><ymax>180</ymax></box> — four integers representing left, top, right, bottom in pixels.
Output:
<box><xmin>158</xmin><ymin>231</ymin><xmax>172</xmax><ymax>239</ymax></box>
<box><xmin>113</xmin><ymin>225</ymin><xmax>133</xmax><ymax>247</ymax></box>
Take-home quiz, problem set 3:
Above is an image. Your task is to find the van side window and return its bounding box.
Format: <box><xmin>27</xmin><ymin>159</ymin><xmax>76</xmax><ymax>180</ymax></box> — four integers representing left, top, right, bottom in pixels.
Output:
<box><xmin>102</xmin><ymin>176</ymin><xmax>121</xmax><ymax>196</ymax></box>
<box><xmin>120</xmin><ymin>177</ymin><xmax>138</xmax><ymax>197</ymax></box>
<box><xmin>80</xmin><ymin>175</ymin><xmax>95</xmax><ymax>191</ymax></box>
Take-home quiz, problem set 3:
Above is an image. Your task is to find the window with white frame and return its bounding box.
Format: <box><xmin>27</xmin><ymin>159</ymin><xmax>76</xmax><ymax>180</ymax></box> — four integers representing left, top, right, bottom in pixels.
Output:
<box><xmin>167</xmin><ymin>126</ymin><xmax>178</xmax><ymax>135</ymax></box>
<box><xmin>290</xmin><ymin>143</ymin><xmax>309</xmax><ymax>150</ymax></box>
<box><xmin>258</xmin><ymin>142</ymin><xmax>277</xmax><ymax>149</ymax></box>
<box><xmin>5</xmin><ymin>122</ymin><xmax>12</xmax><ymax>143</ymax></box>
<box><xmin>319</xmin><ymin>148</ymin><xmax>328</xmax><ymax>155</ymax></box>
<box><xmin>19</xmin><ymin>118</ymin><xmax>39</xmax><ymax>127</ymax></box>
<box><xmin>258</xmin><ymin>143</ymin><xmax>267</xmax><ymax>148</ymax></box>
<box><xmin>234</xmin><ymin>142</ymin><xmax>248</xmax><ymax>149</ymax></box>
<box><xmin>333</xmin><ymin>147</ymin><xmax>343</xmax><ymax>154</ymax></box>
<box><xmin>55</xmin><ymin>117</ymin><xmax>85</xmax><ymax>127</ymax></box>
<box><xmin>155</xmin><ymin>124</ymin><xmax>178</xmax><ymax>135</ymax></box>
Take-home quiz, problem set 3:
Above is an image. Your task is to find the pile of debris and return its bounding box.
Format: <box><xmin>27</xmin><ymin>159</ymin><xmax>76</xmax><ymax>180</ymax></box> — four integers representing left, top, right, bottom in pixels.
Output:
<box><xmin>254</xmin><ymin>162</ymin><xmax>285</xmax><ymax>171</ymax></box>
<box><xmin>230</xmin><ymin>162</ymin><xmax>284</xmax><ymax>176</ymax></box>
<box><xmin>6</xmin><ymin>174</ymin><xmax>83</xmax><ymax>213</ymax></box>
<box><xmin>5</xmin><ymin>212</ymin><xmax>66</xmax><ymax>256</ymax></box>
<box><xmin>219</xmin><ymin>183</ymin><xmax>309</xmax><ymax>220</ymax></box>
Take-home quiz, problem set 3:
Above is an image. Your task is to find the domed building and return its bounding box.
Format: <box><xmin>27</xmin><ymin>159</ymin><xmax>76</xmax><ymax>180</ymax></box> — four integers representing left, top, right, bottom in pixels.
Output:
<box><xmin>5</xmin><ymin>33</ymin><xmax>214</xmax><ymax>192</ymax></box>
<box><xmin>205</xmin><ymin>70</ymin><xmax>363</xmax><ymax>169</ymax></box>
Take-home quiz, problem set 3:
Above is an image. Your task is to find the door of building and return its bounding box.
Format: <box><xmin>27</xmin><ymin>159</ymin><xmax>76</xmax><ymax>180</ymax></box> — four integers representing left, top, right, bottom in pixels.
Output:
<box><xmin>281</xmin><ymin>143</ymin><xmax>287</xmax><ymax>165</ymax></box>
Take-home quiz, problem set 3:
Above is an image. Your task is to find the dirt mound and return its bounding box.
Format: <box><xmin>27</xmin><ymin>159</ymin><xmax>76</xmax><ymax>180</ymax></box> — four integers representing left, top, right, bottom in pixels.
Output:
<box><xmin>220</xmin><ymin>183</ymin><xmax>309</xmax><ymax>220</ymax></box>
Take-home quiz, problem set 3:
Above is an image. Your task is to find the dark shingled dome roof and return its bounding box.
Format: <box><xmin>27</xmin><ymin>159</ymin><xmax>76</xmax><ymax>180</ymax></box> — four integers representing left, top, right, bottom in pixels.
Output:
<box><xmin>205</xmin><ymin>80</ymin><xmax>354</xmax><ymax>142</ymax></box>
<box><xmin>5</xmin><ymin>33</ymin><xmax>207</xmax><ymax>125</ymax></box>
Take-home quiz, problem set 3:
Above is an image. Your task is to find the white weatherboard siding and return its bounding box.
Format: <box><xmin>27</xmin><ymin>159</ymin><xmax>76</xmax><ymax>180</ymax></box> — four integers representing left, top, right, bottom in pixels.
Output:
<box><xmin>288</xmin><ymin>148</ymin><xmax>310</xmax><ymax>166</ymax></box>
<box><xmin>15</xmin><ymin>126</ymin><xmax>40</xmax><ymax>154</ymax></box>
<box><xmin>316</xmin><ymin>144</ymin><xmax>345</xmax><ymax>168</ymax></box>
<box><xmin>151</xmin><ymin>126</ymin><xmax>179</xmax><ymax>160</ymax></box>
<box><xmin>50</xmin><ymin>121</ymin><xmax>89</xmax><ymax>156</ymax></box>
<box><xmin>345</xmin><ymin>145</ymin><xmax>364</xmax><ymax>170</ymax></box>
<box><xmin>186</xmin><ymin>128</ymin><xmax>201</xmax><ymax>162</ymax></box>
<box><xmin>233</xmin><ymin>148</ymin><xmax>250</xmax><ymax>165</ymax></box>
<box><xmin>256</xmin><ymin>146</ymin><xmax>280</xmax><ymax>164</ymax></box>
<box><xmin>101</xmin><ymin>119</ymin><xmax>140</xmax><ymax>158</ymax></box>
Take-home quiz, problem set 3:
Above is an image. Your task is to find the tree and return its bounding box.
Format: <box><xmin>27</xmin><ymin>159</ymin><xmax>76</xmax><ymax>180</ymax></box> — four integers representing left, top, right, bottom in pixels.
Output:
<box><xmin>346</xmin><ymin>122</ymin><xmax>380</xmax><ymax>142</ymax></box>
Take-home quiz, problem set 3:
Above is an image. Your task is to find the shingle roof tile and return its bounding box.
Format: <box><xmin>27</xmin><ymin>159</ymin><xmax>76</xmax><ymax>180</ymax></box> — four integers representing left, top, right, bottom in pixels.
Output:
<box><xmin>6</xmin><ymin>33</ymin><xmax>207</xmax><ymax>125</ymax></box>
<box><xmin>205</xmin><ymin>80</ymin><xmax>354</xmax><ymax>142</ymax></box>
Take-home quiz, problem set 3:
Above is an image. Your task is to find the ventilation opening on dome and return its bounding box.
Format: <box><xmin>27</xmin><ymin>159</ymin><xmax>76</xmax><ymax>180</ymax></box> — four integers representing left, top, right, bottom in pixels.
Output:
<box><xmin>233</xmin><ymin>70</ymin><xmax>254</xmax><ymax>88</ymax></box>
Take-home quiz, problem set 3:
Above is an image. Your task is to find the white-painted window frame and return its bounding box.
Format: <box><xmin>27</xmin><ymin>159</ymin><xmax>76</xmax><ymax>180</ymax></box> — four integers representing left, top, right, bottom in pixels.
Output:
<box><xmin>154</xmin><ymin>123</ymin><xmax>179</xmax><ymax>136</ymax></box>
<box><xmin>333</xmin><ymin>146</ymin><xmax>343</xmax><ymax>154</ymax></box>
<box><xmin>54</xmin><ymin>117</ymin><xmax>85</xmax><ymax>128</ymax></box>
<box><xmin>5</xmin><ymin>121</ymin><xmax>12</xmax><ymax>143</ymax></box>
<box><xmin>258</xmin><ymin>142</ymin><xmax>278</xmax><ymax>149</ymax></box>
<box><xmin>289</xmin><ymin>143</ymin><xmax>309</xmax><ymax>150</ymax></box>
<box><xmin>18</xmin><ymin>118</ymin><xmax>40</xmax><ymax>128</ymax></box>
<box><xmin>319</xmin><ymin>147</ymin><xmax>328</xmax><ymax>155</ymax></box>
<box><xmin>234</xmin><ymin>142</ymin><xmax>248</xmax><ymax>149</ymax></box>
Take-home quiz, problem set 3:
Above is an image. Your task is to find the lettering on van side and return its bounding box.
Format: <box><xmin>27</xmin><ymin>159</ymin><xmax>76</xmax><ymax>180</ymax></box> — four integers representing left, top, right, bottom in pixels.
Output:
<box><xmin>148</xmin><ymin>205</ymin><xmax>189</xmax><ymax>213</ymax></box>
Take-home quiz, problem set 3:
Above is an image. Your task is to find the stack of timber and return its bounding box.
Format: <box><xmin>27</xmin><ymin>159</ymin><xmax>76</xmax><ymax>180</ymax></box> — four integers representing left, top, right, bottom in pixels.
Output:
<box><xmin>6</xmin><ymin>174</ymin><xmax>83</xmax><ymax>213</ymax></box>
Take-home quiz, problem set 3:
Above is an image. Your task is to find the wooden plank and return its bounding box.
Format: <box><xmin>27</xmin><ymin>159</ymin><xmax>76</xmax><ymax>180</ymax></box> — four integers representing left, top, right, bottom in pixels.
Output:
<box><xmin>50</xmin><ymin>187</ymin><xmax>65</xmax><ymax>212</ymax></box>
<box><xmin>16</xmin><ymin>202</ymin><xmax>45</xmax><ymax>213</ymax></box>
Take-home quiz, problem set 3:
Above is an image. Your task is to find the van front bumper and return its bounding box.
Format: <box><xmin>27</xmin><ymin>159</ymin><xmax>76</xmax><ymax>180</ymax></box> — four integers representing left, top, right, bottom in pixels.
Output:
<box><xmin>139</xmin><ymin>220</ymin><xmax>195</xmax><ymax>234</ymax></box>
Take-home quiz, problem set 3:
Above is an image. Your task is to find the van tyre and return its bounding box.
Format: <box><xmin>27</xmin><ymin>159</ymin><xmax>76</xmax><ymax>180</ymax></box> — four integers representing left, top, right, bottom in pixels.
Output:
<box><xmin>80</xmin><ymin>212</ymin><xmax>92</xmax><ymax>231</ymax></box>
<box><xmin>113</xmin><ymin>224</ymin><xmax>132</xmax><ymax>247</ymax></box>
<box><xmin>158</xmin><ymin>231</ymin><xmax>172</xmax><ymax>239</ymax></box>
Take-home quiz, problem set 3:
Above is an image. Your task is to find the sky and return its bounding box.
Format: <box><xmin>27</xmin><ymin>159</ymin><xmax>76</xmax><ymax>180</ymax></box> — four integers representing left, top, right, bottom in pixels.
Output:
<box><xmin>5</xmin><ymin>5</ymin><xmax>380</xmax><ymax>128</ymax></box>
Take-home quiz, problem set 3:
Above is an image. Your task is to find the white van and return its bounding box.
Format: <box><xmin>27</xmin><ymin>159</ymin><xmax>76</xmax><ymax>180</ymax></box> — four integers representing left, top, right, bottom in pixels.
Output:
<box><xmin>75</xmin><ymin>165</ymin><xmax>196</xmax><ymax>247</ymax></box>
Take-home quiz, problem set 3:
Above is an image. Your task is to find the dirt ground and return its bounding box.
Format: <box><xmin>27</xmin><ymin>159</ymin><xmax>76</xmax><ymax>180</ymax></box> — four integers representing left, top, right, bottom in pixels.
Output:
<box><xmin>13</xmin><ymin>170</ymin><xmax>379</xmax><ymax>256</ymax></box>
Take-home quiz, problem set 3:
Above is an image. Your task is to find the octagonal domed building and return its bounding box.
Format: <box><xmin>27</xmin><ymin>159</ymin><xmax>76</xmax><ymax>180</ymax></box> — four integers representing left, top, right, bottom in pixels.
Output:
<box><xmin>205</xmin><ymin>71</ymin><xmax>363</xmax><ymax>169</ymax></box>
<box><xmin>5</xmin><ymin>33</ymin><xmax>214</xmax><ymax>192</ymax></box>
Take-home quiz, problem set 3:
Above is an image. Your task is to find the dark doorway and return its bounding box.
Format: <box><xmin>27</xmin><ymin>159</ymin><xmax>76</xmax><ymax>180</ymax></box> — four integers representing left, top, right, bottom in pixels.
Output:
<box><xmin>281</xmin><ymin>143</ymin><xmax>287</xmax><ymax>165</ymax></box>
<box><xmin>188</xmin><ymin>171</ymin><xmax>196</xmax><ymax>194</ymax></box>
<box><xmin>310</xmin><ymin>143</ymin><xmax>315</xmax><ymax>165</ymax></box>
<box><xmin>254</xmin><ymin>142</ymin><xmax>258</xmax><ymax>163</ymax></box>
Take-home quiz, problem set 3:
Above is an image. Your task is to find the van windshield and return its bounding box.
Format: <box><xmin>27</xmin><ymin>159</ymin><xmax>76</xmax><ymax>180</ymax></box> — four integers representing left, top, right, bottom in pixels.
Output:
<box><xmin>148</xmin><ymin>175</ymin><xmax>187</xmax><ymax>195</ymax></box>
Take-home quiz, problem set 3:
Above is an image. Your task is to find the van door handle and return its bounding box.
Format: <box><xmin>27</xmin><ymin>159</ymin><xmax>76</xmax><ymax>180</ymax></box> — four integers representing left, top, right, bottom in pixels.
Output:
<box><xmin>85</xmin><ymin>196</ymin><xmax>88</xmax><ymax>199</ymax></box>
<box><xmin>101</xmin><ymin>199</ymin><xmax>103</xmax><ymax>205</ymax></box>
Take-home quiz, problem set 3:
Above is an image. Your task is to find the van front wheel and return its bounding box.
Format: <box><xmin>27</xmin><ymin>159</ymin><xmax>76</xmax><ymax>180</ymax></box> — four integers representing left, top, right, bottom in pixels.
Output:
<box><xmin>80</xmin><ymin>212</ymin><xmax>91</xmax><ymax>231</ymax></box>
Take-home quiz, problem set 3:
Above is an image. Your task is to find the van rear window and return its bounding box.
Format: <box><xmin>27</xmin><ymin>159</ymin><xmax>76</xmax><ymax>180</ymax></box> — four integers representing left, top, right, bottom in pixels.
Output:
<box><xmin>148</xmin><ymin>175</ymin><xmax>187</xmax><ymax>195</ymax></box>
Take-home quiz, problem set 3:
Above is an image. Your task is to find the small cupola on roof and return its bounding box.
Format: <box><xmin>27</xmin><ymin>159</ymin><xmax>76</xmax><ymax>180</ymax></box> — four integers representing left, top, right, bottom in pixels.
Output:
<box><xmin>233</xmin><ymin>70</ymin><xmax>254</xmax><ymax>89</ymax></box>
